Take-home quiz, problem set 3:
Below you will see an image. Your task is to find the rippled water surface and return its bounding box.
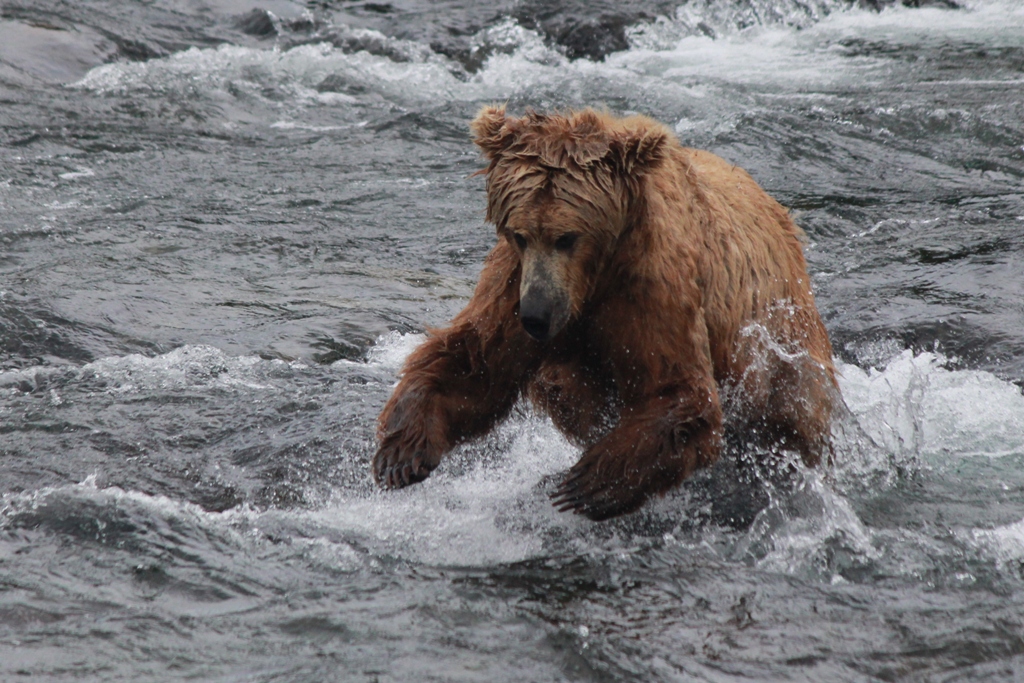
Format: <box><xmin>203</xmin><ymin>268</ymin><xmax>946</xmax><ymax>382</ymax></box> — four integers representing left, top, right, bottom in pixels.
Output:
<box><xmin>2</xmin><ymin>0</ymin><xmax>1024</xmax><ymax>680</ymax></box>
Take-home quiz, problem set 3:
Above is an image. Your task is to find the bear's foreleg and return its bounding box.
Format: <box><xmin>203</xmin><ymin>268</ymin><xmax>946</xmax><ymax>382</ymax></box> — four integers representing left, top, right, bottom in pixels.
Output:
<box><xmin>551</xmin><ymin>392</ymin><xmax>722</xmax><ymax>520</ymax></box>
<box><xmin>373</xmin><ymin>243</ymin><xmax>539</xmax><ymax>488</ymax></box>
<box><xmin>373</xmin><ymin>323</ymin><xmax>533</xmax><ymax>487</ymax></box>
<box><xmin>550</xmin><ymin>273</ymin><xmax>725</xmax><ymax>520</ymax></box>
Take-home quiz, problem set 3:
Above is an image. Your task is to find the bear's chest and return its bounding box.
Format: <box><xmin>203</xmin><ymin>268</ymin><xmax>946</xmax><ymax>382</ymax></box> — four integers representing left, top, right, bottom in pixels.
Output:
<box><xmin>525</xmin><ymin>333</ymin><xmax>621</xmax><ymax>446</ymax></box>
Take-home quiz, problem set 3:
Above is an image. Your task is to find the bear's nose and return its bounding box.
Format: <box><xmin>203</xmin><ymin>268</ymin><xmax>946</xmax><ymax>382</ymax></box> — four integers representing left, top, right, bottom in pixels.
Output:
<box><xmin>520</xmin><ymin>313</ymin><xmax>550</xmax><ymax>342</ymax></box>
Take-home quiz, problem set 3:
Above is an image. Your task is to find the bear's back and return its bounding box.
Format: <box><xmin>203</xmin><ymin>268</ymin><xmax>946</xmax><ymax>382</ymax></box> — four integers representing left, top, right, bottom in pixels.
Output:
<box><xmin>665</xmin><ymin>147</ymin><xmax>833</xmax><ymax>387</ymax></box>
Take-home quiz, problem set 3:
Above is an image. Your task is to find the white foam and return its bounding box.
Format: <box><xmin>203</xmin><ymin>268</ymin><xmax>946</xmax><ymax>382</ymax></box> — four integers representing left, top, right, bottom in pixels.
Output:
<box><xmin>626</xmin><ymin>0</ymin><xmax>1023</xmax><ymax>67</ymax></box>
<box><xmin>819</xmin><ymin>0</ymin><xmax>1024</xmax><ymax>44</ymax></box>
<box><xmin>269</xmin><ymin>120</ymin><xmax>364</xmax><ymax>130</ymax></box>
<box><xmin>72</xmin><ymin>41</ymin><xmax>468</xmax><ymax>105</ymax></box>
<box><xmin>469</xmin><ymin>17</ymin><xmax>566</xmax><ymax>67</ymax></box>
<box><xmin>0</xmin><ymin>475</ymin><xmax>368</xmax><ymax>576</ymax></box>
<box><xmin>80</xmin><ymin>344</ymin><xmax>301</xmax><ymax>393</ymax></box>
<box><xmin>739</xmin><ymin>475</ymin><xmax>878</xmax><ymax>578</ymax></box>
<box><xmin>58</xmin><ymin>168</ymin><xmax>95</xmax><ymax>180</ymax></box>
<box><xmin>362</xmin><ymin>330</ymin><xmax>425</xmax><ymax>372</ymax></box>
<box><xmin>306</xmin><ymin>417</ymin><xmax>581</xmax><ymax>565</ymax></box>
<box><xmin>728</xmin><ymin>349</ymin><xmax>1024</xmax><ymax>579</ymax></box>
<box><xmin>321</xmin><ymin>331</ymin><xmax>585</xmax><ymax>566</ymax></box>
<box><xmin>0</xmin><ymin>473</ymin><xmax>243</xmax><ymax>542</ymax></box>
<box><xmin>0</xmin><ymin>344</ymin><xmax>309</xmax><ymax>396</ymax></box>
<box><xmin>968</xmin><ymin>517</ymin><xmax>1024</xmax><ymax>567</ymax></box>
<box><xmin>838</xmin><ymin>351</ymin><xmax>1024</xmax><ymax>461</ymax></box>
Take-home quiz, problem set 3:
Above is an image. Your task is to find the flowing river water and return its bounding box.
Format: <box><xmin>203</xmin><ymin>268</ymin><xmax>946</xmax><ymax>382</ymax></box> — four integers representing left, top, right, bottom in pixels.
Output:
<box><xmin>1</xmin><ymin>0</ymin><xmax>1024</xmax><ymax>680</ymax></box>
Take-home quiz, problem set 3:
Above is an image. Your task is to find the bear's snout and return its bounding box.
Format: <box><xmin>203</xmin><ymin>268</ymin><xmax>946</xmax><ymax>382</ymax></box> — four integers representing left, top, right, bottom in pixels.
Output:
<box><xmin>519</xmin><ymin>251</ymin><xmax>572</xmax><ymax>342</ymax></box>
<box><xmin>519</xmin><ymin>288</ymin><xmax>571</xmax><ymax>342</ymax></box>
<box><xmin>520</xmin><ymin>281</ymin><xmax>557</xmax><ymax>341</ymax></box>
<box><xmin>520</xmin><ymin>307</ymin><xmax>551</xmax><ymax>341</ymax></box>
<box><xmin>519</xmin><ymin>266</ymin><xmax>570</xmax><ymax>342</ymax></box>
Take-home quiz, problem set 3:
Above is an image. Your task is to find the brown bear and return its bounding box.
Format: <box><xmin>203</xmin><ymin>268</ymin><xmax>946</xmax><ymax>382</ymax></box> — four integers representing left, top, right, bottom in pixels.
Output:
<box><xmin>372</xmin><ymin>106</ymin><xmax>839</xmax><ymax>521</ymax></box>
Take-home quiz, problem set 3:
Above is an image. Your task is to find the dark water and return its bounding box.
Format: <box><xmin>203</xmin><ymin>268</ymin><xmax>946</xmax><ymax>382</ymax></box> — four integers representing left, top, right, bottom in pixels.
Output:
<box><xmin>2</xmin><ymin>0</ymin><xmax>1024</xmax><ymax>680</ymax></box>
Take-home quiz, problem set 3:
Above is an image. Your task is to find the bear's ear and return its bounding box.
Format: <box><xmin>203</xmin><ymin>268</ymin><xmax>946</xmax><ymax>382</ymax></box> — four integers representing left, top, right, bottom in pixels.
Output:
<box><xmin>471</xmin><ymin>104</ymin><xmax>516</xmax><ymax>160</ymax></box>
<box><xmin>609</xmin><ymin>119</ymin><xmax>672</xmax><ymax>175</ymax></box>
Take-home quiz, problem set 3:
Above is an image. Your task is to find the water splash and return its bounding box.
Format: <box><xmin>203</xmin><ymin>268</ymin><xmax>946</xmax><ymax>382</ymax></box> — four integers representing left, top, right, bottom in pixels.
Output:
<box><xmin>0</xmin><ymin>344</ymin><xmax>308</xmax><ymax>396</ymax></box>
<box><xmin>72</xmin><ymin>41</ymin><xmax>467</xmax><ymax>106</ymax></box>
<box><xmin>839</xmin><ymin>350</ymin><xmax>1024</xmax><ymax>462</ymax></box>
<box><xmin>5</xmin><ymin>333</ymin><xmax>1024</xmax><ymax>588</ymax></box>
<box><xmin>627</xmin><ymin>0</ymin><xmax>852</xmax><ymax>49</ymax></box>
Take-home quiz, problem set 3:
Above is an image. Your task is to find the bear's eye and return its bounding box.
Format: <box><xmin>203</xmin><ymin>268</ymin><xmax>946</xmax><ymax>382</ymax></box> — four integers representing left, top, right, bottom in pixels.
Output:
<box><xmin>512</xmin><ymin>233</ymin><xmax>527</xmax><ymax>250</ymax></box>
<box><xmin>554</xmin><ymin>233</ymin><xmax>579</xmax><ymax>251</ymax></box>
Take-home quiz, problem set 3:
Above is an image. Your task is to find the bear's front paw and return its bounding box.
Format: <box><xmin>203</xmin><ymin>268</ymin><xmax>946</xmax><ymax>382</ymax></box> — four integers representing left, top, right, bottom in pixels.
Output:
<box><xmin>372</xmin><ymin>444</ymin><xmax>437</xmax><ymax>489</ymax></box>
<box><xmin>550</xmin><ymin>450</ymin><xmax>649</xmax><ymax>521</ymax></box>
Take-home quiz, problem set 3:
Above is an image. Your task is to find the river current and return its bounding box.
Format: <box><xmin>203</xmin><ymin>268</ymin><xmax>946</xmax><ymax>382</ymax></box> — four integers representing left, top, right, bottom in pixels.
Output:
<box><xmin>2</xmin><ymin>0</ymin><xmax>1024</xmax><ymax>680</ymax></box>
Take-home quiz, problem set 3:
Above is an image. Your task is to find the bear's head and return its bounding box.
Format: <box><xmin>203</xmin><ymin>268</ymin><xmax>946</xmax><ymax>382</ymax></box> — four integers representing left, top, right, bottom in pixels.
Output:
<box><xmin>471</xmin><ymin>106</ymin><xmax>672</xmax><ymax>342</ymax></box>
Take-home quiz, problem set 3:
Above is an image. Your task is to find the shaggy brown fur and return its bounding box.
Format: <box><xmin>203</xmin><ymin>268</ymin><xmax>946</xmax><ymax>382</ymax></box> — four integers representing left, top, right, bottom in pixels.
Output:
<box><xmin>372</xmin><ymin>107</ymin><xmax>839</xmax><ymax>521</ymax></box>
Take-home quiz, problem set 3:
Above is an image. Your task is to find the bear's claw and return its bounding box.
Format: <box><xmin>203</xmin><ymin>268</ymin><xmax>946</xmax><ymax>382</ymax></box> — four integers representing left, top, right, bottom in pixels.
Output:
<box><xmin>372</xmin><ymin>449</ymin><xmax>435</xmax><ymax>489</ymax></box>
<box><xmin>550</xmin><ymin>463</ymin><xmax>646</xmax><ymax>521</ymax></box>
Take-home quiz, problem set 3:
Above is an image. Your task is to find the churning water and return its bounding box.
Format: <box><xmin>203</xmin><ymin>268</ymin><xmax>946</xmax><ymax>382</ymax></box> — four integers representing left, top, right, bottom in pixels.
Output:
<box><xmin>1</xmin><ymin>0</ymin><xmax>1024</xmax><ymax>680</ymax></box>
